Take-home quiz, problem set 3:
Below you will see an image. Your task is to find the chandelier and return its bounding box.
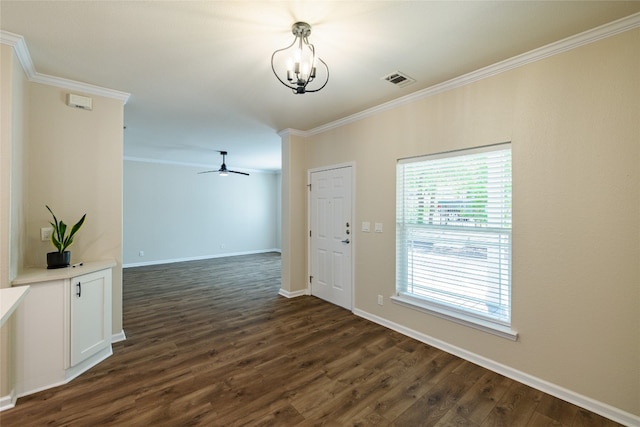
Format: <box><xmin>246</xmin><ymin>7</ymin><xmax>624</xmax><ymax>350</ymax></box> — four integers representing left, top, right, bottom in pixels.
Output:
<box><xmin>271</xmin><ymin>22</ymin><xmax>329</xmax><ymax>94</ymax></box>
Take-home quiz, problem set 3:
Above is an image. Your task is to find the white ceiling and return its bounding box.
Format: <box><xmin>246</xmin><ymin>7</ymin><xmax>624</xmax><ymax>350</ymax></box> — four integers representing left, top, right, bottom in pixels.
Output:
<box><xmin>2</xmin><ymin>1</ymin><xmax>639</xmax><ymax>172</ymax></box>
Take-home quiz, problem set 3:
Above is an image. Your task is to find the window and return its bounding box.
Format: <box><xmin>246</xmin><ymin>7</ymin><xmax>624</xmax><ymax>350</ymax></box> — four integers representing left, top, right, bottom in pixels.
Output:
<box><xmin>395</xmin><ymin>143</ymin><xmax>514</xmax><ymax>339</ymax></box>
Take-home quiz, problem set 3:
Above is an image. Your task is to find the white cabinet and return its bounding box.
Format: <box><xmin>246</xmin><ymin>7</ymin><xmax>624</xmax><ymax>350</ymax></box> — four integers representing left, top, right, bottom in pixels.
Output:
<box><xmin>70</xmin><ymin>268</ymin><xmax>112</xmax><ymax>366</ymax></box>
<box><xmin>12</xmin><ymin>260</ymin><xmax>115</xmax><ymax>397</ymax></box>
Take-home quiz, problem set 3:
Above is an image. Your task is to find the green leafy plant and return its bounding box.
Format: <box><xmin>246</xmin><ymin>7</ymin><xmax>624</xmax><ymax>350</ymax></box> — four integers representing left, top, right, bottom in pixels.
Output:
<box><xmin>46</xmin><ymin>205</ymin><xmax>86</xmax><ymax>253</ymax></box>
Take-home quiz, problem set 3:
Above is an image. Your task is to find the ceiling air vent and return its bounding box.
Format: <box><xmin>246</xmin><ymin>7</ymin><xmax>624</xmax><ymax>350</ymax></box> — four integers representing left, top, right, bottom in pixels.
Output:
<box><xmin>382</xmin><ymin>71</ymin><xmax>416</xmax><ymax>88</ymax></box>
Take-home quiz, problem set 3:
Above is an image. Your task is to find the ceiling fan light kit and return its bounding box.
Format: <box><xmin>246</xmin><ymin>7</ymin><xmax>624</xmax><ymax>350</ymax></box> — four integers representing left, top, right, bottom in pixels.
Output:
<box><xmin>271</xmin><ymin>21</ymin><xmax>329</xmax><ymax>94</ymax></box>
<box><xmin>198</xmin><ymin>151</ymin><xmax>249</xmax><ymax>176</ymax></box>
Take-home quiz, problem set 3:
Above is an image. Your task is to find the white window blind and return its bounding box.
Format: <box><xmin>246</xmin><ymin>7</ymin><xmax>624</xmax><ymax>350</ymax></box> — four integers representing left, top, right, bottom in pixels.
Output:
<box><xmin>396</xmin><ymin>143</ymin><xmax>512</xmax><ymax>328</ymax></box>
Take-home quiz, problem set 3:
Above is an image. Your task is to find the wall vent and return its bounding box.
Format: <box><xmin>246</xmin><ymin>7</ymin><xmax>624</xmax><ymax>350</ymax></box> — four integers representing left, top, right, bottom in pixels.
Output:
<box><xmin>66</xmin><ymin>93</ymin><xmax>93</xmax><ymax>110</ymax></box>
<box><xmin>382</xmin><ymin>71</ymin><xmax>416</xmax><ymax>88</ymax></box>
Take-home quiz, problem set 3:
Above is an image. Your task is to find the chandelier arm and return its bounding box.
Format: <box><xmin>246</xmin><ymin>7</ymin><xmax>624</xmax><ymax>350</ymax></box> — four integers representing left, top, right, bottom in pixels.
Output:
<box><xmin>302</xmin><ymin>57</ymin><xmax>329</xmax><ymax>93</ymax></box>
<box><xmin>271</xmin><ymin>37</ymin><xmax>300</xmax><ymax>89</ymax></box>
<box><xmin>306</xmin><ymin>41</ymin><xmax>316</xmax><ymax>81</ymax></box>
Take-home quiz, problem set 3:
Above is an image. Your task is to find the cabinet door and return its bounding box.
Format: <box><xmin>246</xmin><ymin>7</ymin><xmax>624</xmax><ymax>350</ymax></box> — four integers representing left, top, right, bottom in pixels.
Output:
<box><xmin>70</xmin><ymin>269</ymin><xmax>112</xmax><ymax>366</ymax></box>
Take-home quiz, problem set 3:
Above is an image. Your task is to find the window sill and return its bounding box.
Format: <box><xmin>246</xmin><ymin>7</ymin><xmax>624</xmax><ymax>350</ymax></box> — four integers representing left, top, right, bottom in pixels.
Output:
<box><xmin>390</xmin><ymin>295</ymin><xmax>518</xmax><ymax>341</ymax></box>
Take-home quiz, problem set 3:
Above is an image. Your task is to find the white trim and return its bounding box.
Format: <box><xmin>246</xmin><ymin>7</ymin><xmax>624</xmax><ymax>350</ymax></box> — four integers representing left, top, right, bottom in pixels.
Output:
<box><xmin>353</xmin><ymin>308</ymin><xmax>640</xmax><ymax>427</ymax></box>
<box><xmin>278</xmin><ymin>128</ymin><xmax>308</xmax><ymax>138</ymax></box>
<box><xmin>0</xmin><ymin>31</ymin><xmax>36</xmax><ymax>79</ymax></box>
<box><xmin>123</xmin><ymin>156</ymin><xmax>279</xmax><ymax>174</ymax></box>
<box><xmin>16</xmin><ymin>346</ymin><xmax>113</xmax><ymax>399</ymax></box>
<box><xmin>0</xmin><ymin>30</ymin><xmax>130</xmax><ymax>103</ymax></box>
<box><xmin>281</xmin><ymin>12</ymin><xmax>640</xmax><ymax>138</ymax></box>
<box><xmin>398</xmin><ymin>141</ymin><xmax>511</xmax><ymax>164</ymax></box>
<box><xmin>307</xmin><ymin>161</ymin><xmax>356</xmax><ymax>174</ymax></box>
<box><xmin>62</xmin><ymin>346</ymin><xmax>113</xmax><ymax>385</ymax></box>
<box><xmin>391</xmin><ymin>296</ymin><xmax>518</xmax><ymax>341</ymax></box>
<box><xmin>307</xmin><ymin>162</ymin><xmax>356</xmax><ymax>311</ymax></box>
<box><xmin>111</xmin><ymin>330</ymin><xmax>127</xmax><ymax>343</ymax></box>
<box><xmin>122</xmin><ymin>249</ymin><xmax>281</xmax><ymax>268</ymax></box>
<box><xmin>0</xmin><ymin>389</ymin><xmax>17</xmax><ymax>412</ymax></box>
<box><xmin>30</xmin><ymin>72</ymin><xmax>130</xmax><ymax>103</ymax></box>
<box><xmin>278</xmin><ymin>288</ymin><xmax>308</xmax><ymax>298</ymax></box>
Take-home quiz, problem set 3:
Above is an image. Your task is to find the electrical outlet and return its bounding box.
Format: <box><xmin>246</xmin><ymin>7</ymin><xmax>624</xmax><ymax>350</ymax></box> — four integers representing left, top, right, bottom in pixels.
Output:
<box><xmin>41</xmin><ymin>227</ymin><xmax>53</xmax><ymax>241</ymax></box>
<box><xmin>377</xmin><ymin>295</ymin><xmax>383</xmax><ymax>305</ymax></box>
<box><xmin>139</xmin><ymin>250</ymin><xmax>144</xmax><ymax>257</ymax></box>
<box><xmin>220</xmin><ymin>243</ymin><xmax>226</xmax><ymax>249</ymax></box>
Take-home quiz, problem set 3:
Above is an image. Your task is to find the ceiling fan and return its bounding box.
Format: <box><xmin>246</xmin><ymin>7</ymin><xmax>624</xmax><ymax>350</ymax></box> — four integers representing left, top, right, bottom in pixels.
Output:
<box><xmin>198</xmin><ymin>151</ymin><xmax>249</xmax><ymax>176</ymax></box>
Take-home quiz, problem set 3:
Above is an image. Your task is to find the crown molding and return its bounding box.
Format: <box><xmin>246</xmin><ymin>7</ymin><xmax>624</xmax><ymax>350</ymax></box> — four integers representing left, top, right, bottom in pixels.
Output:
<box><xmin>303</xmin><ymin>12</ymin><xmax>640</xmax><ymax>137</ymax></box>
<box><xmin>30</xmin><ymin>73</ymin><xmax>131</xmax><ymax>104</ymax></box>
<box><xmin>0</xmin><ymin>30</ymin><xmax>36</xmax><ymax>79</ymax></box>
<box><xmin>0</xmin><ymin>30</ymin><xmax>130</xmax><ymax>104</ymax></box>
<box><xmin>123</xmin><ymin>156</ymin><xmax>279</xmax><ymax>174</ymax></box>
<box><xmin>277</xmin><ymin>128</ymin><xmax>308</xmax><ymax>138</ymax></box>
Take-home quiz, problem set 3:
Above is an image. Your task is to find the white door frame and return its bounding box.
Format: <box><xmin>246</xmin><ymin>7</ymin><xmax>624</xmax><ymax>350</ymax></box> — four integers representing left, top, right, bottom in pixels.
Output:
<box><xmin>307</xmin><ymin>162</ymin><xmax>356</xmax><ymax>310</ymax></box>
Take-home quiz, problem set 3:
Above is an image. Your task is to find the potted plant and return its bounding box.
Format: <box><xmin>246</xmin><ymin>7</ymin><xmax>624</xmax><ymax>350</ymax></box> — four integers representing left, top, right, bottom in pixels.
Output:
<box><xmin>46</xmin><ymin>205</ymin><xmax>86</xmax><ymax>269</ymax></box>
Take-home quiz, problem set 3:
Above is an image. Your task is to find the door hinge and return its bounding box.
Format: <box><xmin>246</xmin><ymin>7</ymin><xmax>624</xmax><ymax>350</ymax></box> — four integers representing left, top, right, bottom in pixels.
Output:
<box><xmin>309</xmin><ymin>275</ymin><xmax>313</xmax><ymax>283</ymax></box>
<box><xmin>307</xmin><ymin>184</ymin><xmax>311</xmax><ymax>191</ymax></box>
<box><xmin>309</xmin><ymin>230</ymin><xmax>312</xmax><ymax>237</ymax></box>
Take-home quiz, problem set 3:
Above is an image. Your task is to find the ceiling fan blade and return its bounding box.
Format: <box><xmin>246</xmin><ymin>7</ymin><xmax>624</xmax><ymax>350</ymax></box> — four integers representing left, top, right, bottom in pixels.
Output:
<box><xmin>198</xmin><ymin>150</ymin><xmax>247</xmax><ymax>175</ymax></box>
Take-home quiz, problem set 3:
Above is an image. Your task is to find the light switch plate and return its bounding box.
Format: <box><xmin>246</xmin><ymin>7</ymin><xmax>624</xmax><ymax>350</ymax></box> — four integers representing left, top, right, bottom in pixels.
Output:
<box><xmin>374</xmin><ymin>222</ymin><xmax>383</xmax><ymax>233</ymax></box>
<box><xmin>362</xmin><ymin>221</ymin><xmax>370</xmax><ymax>232</ymax></box>
<box><xmin>41</xmin><ymin>227</ymin><xmax>53</xmax><ymax>241</ymax></box>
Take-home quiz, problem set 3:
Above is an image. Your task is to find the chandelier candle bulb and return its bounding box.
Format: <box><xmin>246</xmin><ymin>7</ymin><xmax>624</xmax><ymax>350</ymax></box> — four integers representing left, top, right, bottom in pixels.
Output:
<box><xmin>286</xmin><ymin>59</ymin><xmax>293</xmax><ymax>81</ymax></box>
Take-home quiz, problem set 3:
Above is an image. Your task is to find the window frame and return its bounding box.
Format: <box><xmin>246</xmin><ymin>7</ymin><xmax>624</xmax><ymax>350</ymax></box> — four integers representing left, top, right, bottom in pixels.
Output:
<box><xmin>394</xmin><ymin>143</ymin><xmax>517</xmax><ymax>340</ymax></box>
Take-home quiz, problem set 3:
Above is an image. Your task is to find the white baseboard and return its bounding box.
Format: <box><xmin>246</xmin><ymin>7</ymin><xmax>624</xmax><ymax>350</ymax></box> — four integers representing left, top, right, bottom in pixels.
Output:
<box><xmin>16</xmin><ymin>346</ymin><xmax>113</xmax><ymax>399</ymax></box>
<box><xmin>278</xmin><ymin>288</ymin><xmax>308</xmax><ymax>298</ymax></box>
<box><xmin>123</xmin><ymin>249</ymin><xmax>281</xmax><ymax>268</ymax></box>
<box><xmin>353</xmin><ymin>308</ymin><xmax>640</xmax><ymax>427</ymax></box>
<box><xmin>0</xmin><ymin>389</ymin><xmax>16</xmax><ymax>412</ymax></box>
<box><xmin>112</xmin><ymin>329</ymin><xmax>126</xmax><ymax>343</ymax></box>
<box><xmin>63</xmin><ymin>346</ymin><xmax>113</xmax><ymax>386</ymax></box>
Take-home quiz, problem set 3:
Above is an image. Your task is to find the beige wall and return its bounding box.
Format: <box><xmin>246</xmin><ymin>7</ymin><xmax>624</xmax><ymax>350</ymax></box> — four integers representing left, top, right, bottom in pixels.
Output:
<box><xmin>24</xmin><ymin>82</ymin><xmax>124</xmax><ymax>335</ymax></box>
<box><xmin>284</xmin><ymin>29</ymin><xmax>639</xmax><ymax>417</ymax></box>
<box><xmin>1</xmin><ymin>44</ymin><xmax>124</xmax><ymax>399</ymax></box>
<box><xmin>280</xmin><ymin>132</ymin><xmax>308</xmax><ymax>294</ymax></box>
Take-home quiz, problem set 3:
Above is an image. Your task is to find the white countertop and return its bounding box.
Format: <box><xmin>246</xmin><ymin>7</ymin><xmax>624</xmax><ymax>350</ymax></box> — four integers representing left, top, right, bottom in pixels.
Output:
<box><xmin>1</xmin><ymin>286</ymin><xmax>30</xmax><ymax>326</ymax></box>
<box><xmin>12</xmin><ymin>259</ymin><xmax>117</xmax><ymax>286</ymax></box>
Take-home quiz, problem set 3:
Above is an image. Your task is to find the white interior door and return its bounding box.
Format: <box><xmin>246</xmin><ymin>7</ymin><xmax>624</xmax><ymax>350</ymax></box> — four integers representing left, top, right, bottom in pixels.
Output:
<box><xmin>309</xmin><ymin>166</ymin><xmax>353</xmax><ymax>310</ymax></box>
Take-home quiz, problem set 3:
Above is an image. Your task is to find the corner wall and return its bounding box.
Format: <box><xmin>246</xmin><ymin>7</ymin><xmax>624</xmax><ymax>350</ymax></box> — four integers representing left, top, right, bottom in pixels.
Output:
<box><xmin>280</xmin><ymin>131</ymin><xmax>308</xmax><ymax>296</ymax></box>
<box><xmin>0</xmin><ymin>41</ymin><xmax>28</xmax><ymax>408</ymax></box>
<box><xmin>0</xmin><ymin>44</ymin><xmax>126</xmax><ymax>404</ymax></box>
<box><xmin>24</xmin><ymin>83</ymin><xmax>124</xmax><ymax>337</ymax></box>
<box><xmin>284</xmin><ymin>29</ymin><xmax>639</xmax><ymax>421</ymax></box>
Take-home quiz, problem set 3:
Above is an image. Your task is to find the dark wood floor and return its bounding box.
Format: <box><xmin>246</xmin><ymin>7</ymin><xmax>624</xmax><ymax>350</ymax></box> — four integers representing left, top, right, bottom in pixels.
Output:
<box><xmin>1</xmin><ymin>252</ymin><xmax>623</xmax><ymax>426</ymax></box>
